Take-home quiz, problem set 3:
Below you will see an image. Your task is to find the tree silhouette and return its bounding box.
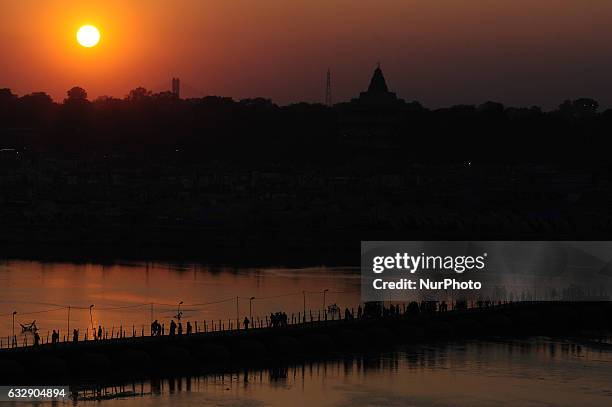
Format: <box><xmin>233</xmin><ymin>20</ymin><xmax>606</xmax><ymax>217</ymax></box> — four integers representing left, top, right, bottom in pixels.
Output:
<box><xmin>16</xmin><ymin>92</ymin><xmax>55</xmax><ymax>127</ymax></box>
<box><xmin>0</xmin><ymin>88</ymin><xmax>17</xmax><ymax>104</ymax></box>
<box><xmin>126</xmin><ymin>87</ymin><xmax>152</xmax><ymax>102</ymax></box>
<box><xmin>66</xmin><ymin>86</ymin><xmax>88</xmax><ymax>102</ymax></box>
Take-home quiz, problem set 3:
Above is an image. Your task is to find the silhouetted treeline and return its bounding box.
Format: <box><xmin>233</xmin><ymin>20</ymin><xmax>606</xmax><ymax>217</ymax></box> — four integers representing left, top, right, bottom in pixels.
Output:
<box><xmin>3</xmin><ymin>86</ymin><xmax>612</xmax><ymax>262</ymax></box>
<box><xmin>1</xmin><ymin>87</ymin><xmax>610</xmax><ymax>161</ymax></box>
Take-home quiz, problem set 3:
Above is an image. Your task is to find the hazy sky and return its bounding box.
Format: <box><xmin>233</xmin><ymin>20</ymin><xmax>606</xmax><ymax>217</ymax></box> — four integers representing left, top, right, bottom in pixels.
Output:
<box><xmin>2</xmin><ymin>0</ymin><xmax>612</xmax><ymax>108</ymax></box>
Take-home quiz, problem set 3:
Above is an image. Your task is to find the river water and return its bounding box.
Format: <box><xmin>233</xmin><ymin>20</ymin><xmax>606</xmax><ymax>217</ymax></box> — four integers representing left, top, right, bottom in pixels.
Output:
<box><xmin>1</xmin><ymin>261</ymin><xmax>612</xmax><ymax>406</ymax></box>
<box><xmin>0</xmin><ymin>260</ymin><xmax>360</xmax><ymax>344</ymax></box>
<box><xmin>66</xmin><ymin>339</ymin><xmax>612</xmax><ymax>406</ymax></box>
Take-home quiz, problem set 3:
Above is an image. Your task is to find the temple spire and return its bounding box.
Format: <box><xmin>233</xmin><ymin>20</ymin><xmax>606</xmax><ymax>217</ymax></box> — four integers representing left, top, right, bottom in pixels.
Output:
<box><xmin>351</xmin><ymin>63</ymin><xmax>403</xmax><ymax>106</ymax></box>
<box><xmin>367</xmin><ymin>64</ymin><xmax>389</xmax><ymax>93</ymax></box>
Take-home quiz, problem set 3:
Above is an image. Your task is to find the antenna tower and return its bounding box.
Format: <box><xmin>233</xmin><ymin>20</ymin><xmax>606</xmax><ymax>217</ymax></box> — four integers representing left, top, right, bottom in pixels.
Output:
<box><xmin>325</xmin><ymin>68</ymin><xmax>332</xmax><ymax>107</ymax></box>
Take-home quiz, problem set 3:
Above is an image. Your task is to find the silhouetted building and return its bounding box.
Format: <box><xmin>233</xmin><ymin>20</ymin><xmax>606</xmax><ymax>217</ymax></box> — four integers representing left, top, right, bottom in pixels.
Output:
<box><xmin>338</xmin><ymin>64</ymin><xmax>408</xmax><ymax>137</ymax></box>
<box><xmin>172</xmin><ymin>78</ymin><xmax>180</xmax><ymax>98</ymax></box>
<box><xmin>351</xmin><ymin>64</ymin><xmax>404</xmax><ymax>107</ymax></box>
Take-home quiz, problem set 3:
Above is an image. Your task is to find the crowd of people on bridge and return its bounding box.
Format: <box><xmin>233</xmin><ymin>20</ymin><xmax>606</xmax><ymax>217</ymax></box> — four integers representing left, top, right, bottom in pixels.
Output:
<box><xmin>151</xmin><ymin>320</ymin><xmax>163</xmax><ymax>336</ymax></box>
<box><xmin>270</xmin><ymin>312</ymin><xmax>288</xmax><ymax>328</ymax></box>
<box><xmin>20</xmin><ymin>299</ymin><xmax>514</xmax><ymax>348</ymax></box>
<box><xmin>152</xmin><ymin>320</ymin><xmax>194</xmax><ymax>337</ymax></box>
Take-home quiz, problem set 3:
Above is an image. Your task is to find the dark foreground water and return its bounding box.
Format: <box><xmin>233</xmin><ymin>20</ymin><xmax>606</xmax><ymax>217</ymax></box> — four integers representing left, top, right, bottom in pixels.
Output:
<box><xmin>18</xmin><ymin>337</ymin><xmax>609</xmax><ymax>406</ymax></box>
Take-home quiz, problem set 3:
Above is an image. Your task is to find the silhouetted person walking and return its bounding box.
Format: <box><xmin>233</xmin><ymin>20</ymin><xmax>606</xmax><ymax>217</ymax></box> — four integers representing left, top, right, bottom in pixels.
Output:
<box><xmin>34</xmin><ymin>331</ymin><xmax>40</xmax><ymax>346</ymax></box>
<box><xmin>97</xmin><ymin>325</ymin><xmax>102</xmax><ymax>340</ymax></box>
<box><xmin>186</xmin><ymin>321</ymin><xmax>192</xmax><ymax>335</ymax></box>
<box><xmin>73</xmin><ymin>329</ymin><xmax>79</xmax><ymax>343</ymax></box>
<box><xmin>178</xmin><ymin>322</ymin><xmax>183</xmax><ymax>336</ymax></box>
<box><xmin>243</xmin><ymin>317</ymin><xmax>250</xmax><ymax>330</ymax></box>
<box><xmin>169</xmin><ymin>320</ymin><xmax>177</xmax><ymax>336</ymax></box>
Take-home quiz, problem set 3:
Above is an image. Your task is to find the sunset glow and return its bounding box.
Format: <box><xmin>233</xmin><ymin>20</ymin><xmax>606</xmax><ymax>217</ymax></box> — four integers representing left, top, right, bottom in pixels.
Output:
<box><xmin>3</xmin><ymin>1</ymin><xmax>612</xmax><ymax>106</ymax></box>
<box><xmin>76</xmin><ymin>25</ymin><xmax>100</xmax><ymax>47</ymax></box>
<box><xmin>1</xmin><ymin>1</ymin><xmax>612</xmax><ymax>404</ymax></box>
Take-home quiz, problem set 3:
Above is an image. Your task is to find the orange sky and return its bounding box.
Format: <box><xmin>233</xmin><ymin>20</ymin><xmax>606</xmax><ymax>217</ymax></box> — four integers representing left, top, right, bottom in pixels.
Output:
<box><xmin>2</xmin><ymin>0</ymin><xmax>612</xmax><ymax>108</ymax></box>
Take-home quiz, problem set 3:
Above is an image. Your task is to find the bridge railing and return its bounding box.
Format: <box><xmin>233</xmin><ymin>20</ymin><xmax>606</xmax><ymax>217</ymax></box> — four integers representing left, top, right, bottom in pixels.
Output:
<box><xmin>0</xmin><ymin>300</ymin><xmax>520</xmax><ymax>350</ymax></box>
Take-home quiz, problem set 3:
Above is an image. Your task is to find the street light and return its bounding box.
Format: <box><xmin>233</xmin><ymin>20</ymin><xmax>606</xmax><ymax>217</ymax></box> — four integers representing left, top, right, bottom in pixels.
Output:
<box><xmin>323</xmin><ymin>289</ymin><xmax>329</xmax><ymax>310</ymax></box>
<box><xmin>12</xmin><ymin>311</ymin><xmax>17</xmax><ymax>346</ymax></box>
<box><xmin>249</xmin><ymin>297</ymin><xmax>255</xmax><ymax>321</ymax></box>
<box><xmin>177</xmin><ymin>301</ymin><xmax>184</xmax><ymax>321</ymax></box>
<box><xmin>89</xmin><ymin>305</ymin><xmax>95</xmax><ymax>334</ymax></box>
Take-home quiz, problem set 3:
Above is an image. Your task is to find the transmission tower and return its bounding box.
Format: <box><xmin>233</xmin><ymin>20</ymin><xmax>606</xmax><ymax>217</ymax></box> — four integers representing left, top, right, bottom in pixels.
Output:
<box><xmin>325</xmin><ymin>68</ymin><xmax>332</xmax><ymax>107</ymax></box>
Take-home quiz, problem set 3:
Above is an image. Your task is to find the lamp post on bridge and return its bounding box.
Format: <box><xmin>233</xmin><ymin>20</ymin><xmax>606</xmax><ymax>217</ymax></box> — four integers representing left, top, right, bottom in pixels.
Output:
<box><xmin>249</xmin><ymin>297</ymin><xmax>255</xmax><ymax>322</ymax></box>
<box><xmin>12</xmin><ymin>311</ymin><xmax>17</xmax><ymax>347</ymax></box>
<box><xmin>89</xmin><ymin>305</ymin><xmax>95</xmax><ymax>336</ymax></box>
<box><xmin>177</xmin><ymin>301</ymin><xmax>184</xmax><ymax>321</ymax></box>
<box><xmin>323</xmin><ymin>289</ymin><xmax>329</xmax><ymax>310</ymax></box>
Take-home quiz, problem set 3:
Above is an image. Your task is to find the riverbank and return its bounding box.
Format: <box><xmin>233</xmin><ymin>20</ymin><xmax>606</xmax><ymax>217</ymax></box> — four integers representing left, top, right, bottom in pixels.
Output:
<box><xmin>1</xmin><ymin>223</ymin><xmax>599</xmax><ymax>267</ymax></box>
<box><xmin>0</xmin><ymin>224</ymin><xmax>360</xmax><ymax>267</ymax></box>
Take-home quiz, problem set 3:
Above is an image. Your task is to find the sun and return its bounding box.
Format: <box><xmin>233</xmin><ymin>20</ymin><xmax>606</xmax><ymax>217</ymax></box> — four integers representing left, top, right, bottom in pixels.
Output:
<box><xmin>76</xmin><ymin>25</ymin><xmax>101</xmax><ymax>48</ymax></box>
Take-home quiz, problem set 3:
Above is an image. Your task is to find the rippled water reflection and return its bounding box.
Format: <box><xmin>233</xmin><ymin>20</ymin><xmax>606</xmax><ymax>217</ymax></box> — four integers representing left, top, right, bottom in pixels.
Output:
<box><xmin>68</xmin><ymin>338</ymin><xmax>612</xmax><ymax>407</ymax></box>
